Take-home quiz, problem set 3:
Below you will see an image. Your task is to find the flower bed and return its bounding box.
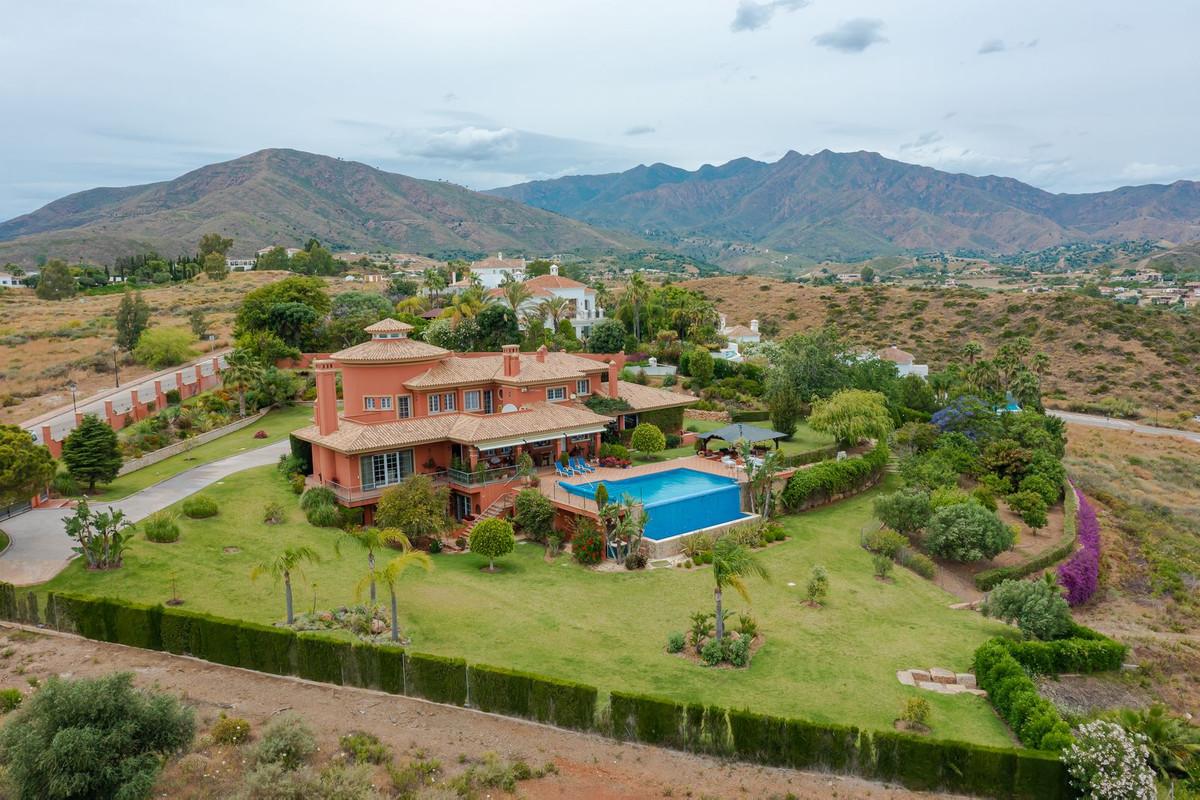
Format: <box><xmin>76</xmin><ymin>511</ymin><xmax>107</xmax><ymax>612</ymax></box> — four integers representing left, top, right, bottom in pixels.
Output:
<box><xmin>1057</xmin><ymin>488</ymin><xmax>1099</xmax><ymax>606</ymax></box>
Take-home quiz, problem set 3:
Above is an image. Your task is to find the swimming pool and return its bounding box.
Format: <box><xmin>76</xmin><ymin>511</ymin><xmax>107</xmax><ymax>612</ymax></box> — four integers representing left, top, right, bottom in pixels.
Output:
<box><xmin>558</xmin><ymin>468</ymin><xmax>750</xmax><ymax>540</ymax></box>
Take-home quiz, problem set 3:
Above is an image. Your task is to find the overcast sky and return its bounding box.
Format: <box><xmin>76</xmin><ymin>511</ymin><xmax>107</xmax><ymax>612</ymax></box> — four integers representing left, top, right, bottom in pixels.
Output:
<box><xmin>2</xmin><ymin>0</ymin><xmax>1198</xmax><ymax>221</ymax></box>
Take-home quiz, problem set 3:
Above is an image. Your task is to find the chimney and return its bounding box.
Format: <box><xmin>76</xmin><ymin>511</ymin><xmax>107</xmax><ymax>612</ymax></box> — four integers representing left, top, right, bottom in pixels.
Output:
<box><xmin>750</xmin><ymin>319</ymin><xmax>759</xmax><ymax>333</ymax></box>
<box><xmin>607</xmin><ymin>350</ymin><xmax>625</xmax><ymax>399</ymax></box>
<box><xmin>550</xmin><ymin>263</ymin><xmax>559</xmax><ymax>276</ymax></box>
<box><xmin>502</xmin><ymin>344</ymin><xmax>520</xmax><ymax>377</ymax></box>
<box><xmin>536</xmin><ymin>345</ymin><xmax>547</xmax><ymax>363</ymax></box>
<box><xmin>314</xmin><ymin>360</ymin><xmax>339</xmax><ymax>436</ymax></box>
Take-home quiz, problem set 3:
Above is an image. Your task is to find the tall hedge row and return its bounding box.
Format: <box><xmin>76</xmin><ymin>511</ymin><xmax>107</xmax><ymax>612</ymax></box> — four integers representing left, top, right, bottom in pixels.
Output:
<box><xmin>2</xmin><ymin>587</ymin><xmax>1070</xmax><ymax>799</ymax></box>
<box><xmin>781</xmin><ymin>442</ymin><xmax>889</xmax><ymax>510</ymax></box>
<box><xmin>974</xmin><ymin>641</ymin><xmax>1073</xmax><ymax>752</ymax></box>
<box><xmin>998</xmin><ymin>624</ymin><xmax>1126</xmax><ymax>675</ymax></box>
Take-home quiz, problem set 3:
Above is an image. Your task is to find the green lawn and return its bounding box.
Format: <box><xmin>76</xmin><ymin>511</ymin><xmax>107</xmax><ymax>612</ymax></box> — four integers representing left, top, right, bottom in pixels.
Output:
<box><xmin>90</xmin><ymin>405</ymin><xmax>314</xmax><ymax>500</ymax></box>
<box><xmin>634</xmin><ymin>419</ymin><xmax>835</xmax><ymax>464</ymax></box>
<box><xmin>38</xmin><ymin>465</ymin><xmax>1014</xmax><ymax>747</ymax></box>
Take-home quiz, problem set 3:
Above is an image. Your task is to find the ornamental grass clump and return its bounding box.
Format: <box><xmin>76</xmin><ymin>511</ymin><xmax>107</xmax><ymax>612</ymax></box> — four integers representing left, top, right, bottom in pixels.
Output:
<box><xmin>181</xmin><ymin>494</ymin><xmax>219</xmax><ymax>519</ymax></box>
<box><xmin>1058</xmin><ymin>488</ymin><xmax>1100</xmax><ymax>606</ymax></box>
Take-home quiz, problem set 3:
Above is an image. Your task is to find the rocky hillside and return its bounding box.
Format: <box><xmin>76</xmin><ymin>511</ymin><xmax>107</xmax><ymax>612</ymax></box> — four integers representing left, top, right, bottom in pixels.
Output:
<box><xmin>0</xmin><ymin>149</ymin><xmax>641</xmax><ymax>266</ymax></box>
<box><xmin>492</xmin><ymin>150</ymin><xmax>1200</xmax><ymax>263</ymax></box>
<box><xmin>686</xmin><ymin>277</ymin><xmax>1200</xmax><ymax>416</ymax></box>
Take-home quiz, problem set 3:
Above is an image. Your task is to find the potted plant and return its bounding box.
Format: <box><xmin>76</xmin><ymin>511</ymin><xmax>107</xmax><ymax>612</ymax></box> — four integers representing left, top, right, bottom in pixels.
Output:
<box><xmin>517</xmin><ymin>452</ymin><xmax>534</xmax><ymax>485</ymax></box>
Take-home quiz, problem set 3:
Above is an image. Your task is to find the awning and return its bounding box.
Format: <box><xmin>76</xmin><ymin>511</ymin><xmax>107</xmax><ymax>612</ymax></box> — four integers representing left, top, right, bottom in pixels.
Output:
<box><xmin>698</xmin><ymin>422</ymin><xmax>789</xmax><ymax>447</ymax></box>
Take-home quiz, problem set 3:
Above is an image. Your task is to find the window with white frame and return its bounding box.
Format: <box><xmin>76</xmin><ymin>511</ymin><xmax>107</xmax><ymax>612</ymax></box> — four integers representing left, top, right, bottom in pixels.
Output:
<box><xmin>379</xmin><ymin>395</ymin><xmax>393</xmax><ymax>410</ymax></box>
<box><xmin>360</xmin><ymin>449</ymin><xmax>414</xmax><ymax>490</ymax></box>
<box><xmin>443</xmin><ymin>392</ymin><xmax>456</xmax><ymax>411</ymax></box>
<box><xmin>428</xmin><ymin>392</ymin><xmax>456</xmax><ymax>414</ymax></box>
<box><xmin>547</xmin><ymin>386</ymin><xmax>567</xmax><ymax>402</ymax></box>
<box><xmin>464</xmin><ymin>390</ymin><xmax>481</xmax><ymax>411</ymax></box>
<box><xmin>364</xmin><ymin>396</ymin><xmax>378</xmax><ymax>411</ymax></box>
<box><xmin>396</xmin><ymin>395</ymin><xmax>412</xmax><ymax>418</ymax></box>
<box><xmin>428</xmin><ymin>393</ymin><xmax>440</xmax><ymax>413</ymax></box>
<box><xmin>576</xmin><ymin>379</ymin><xmax>590</xmax><ymax>395</ymax></box>
<box><xmin>364</xmin><ymin>395</ymin><xmax>393</xmax><ymax>411</ymax></box>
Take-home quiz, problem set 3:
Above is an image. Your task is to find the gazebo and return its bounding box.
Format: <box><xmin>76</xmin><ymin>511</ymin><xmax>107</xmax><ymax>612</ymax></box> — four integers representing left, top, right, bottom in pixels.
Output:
<box><xmin>697</xmin><ymin>422</ymin><xmax>789</xmax><ymax>451</ymax></box>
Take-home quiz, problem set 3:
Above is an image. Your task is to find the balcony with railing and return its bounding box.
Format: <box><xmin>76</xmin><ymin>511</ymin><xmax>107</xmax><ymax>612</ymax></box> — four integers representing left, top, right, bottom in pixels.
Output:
<box><xmin>313</xmin><ymin>464</ymin><xmax>521</xmax><ymax>504</ymax></box>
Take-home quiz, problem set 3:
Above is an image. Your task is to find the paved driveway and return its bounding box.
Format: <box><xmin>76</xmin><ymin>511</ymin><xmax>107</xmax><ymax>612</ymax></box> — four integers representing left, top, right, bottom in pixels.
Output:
<box><xmin>0</xmin><ymin>441</ymin><xmax>288</xmax><ymax>586</ymax></box>
<box><xmin>1048</xmin><ymin>410</ymin><xmax>1200</xmax><ymax>445</ymax></box>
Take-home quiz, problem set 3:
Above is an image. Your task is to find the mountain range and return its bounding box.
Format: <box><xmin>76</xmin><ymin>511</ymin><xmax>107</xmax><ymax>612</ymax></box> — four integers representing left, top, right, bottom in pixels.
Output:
<box><xmin>489</xmin><ymin>150</ymin><xmax>1200</xmax><ymax>263</ymax></box>
<box><xmin>3</xmin><ymin>147</ymin><xmax>1200</xmax><ymax>269</ymax></box>
<box><xmin>0</xmin><ymin>149</ymin><xmax>638</xmax><ymax>266</ymax></box>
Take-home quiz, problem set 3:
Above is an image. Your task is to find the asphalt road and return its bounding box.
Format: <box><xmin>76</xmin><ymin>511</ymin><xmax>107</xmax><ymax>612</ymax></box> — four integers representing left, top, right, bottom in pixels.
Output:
<box><xmin>1048</xmin><ymin>409</ymin><xmax>1200</xmax><ymax>445</ymax></box>
<box><xmin>0</xmin><ymin>441</ymin><xmax>287</xmax><ymax>586</ymax></box>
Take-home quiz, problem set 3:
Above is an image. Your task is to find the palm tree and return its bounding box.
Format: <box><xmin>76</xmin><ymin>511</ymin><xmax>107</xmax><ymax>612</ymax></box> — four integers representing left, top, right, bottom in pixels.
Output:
<box><xmin>422</xmin><ymin>267</ymin><xmax>447</xmax><ymax>303</ymax></box>
<box><xmin>500</xmin><ymin>276</ymin><xmax>533</xmax><ymax>312</ymax></box>
<box><xmin>710</xmin><ymin>537</ymin><xmax>768</xmax><ymax>641</ymax></box>
<box><xmin>960</xmin><ymin>341</ymin><xmax>983</xmax><ymax>365</ymax></box>
<box><xmin>540</xmin><ymin>296</ymin><xmax>572</xmax><ymax>329</ymax></box>
<box><xmin>357</xmin><ymin>551</ymin><xmax>432</xmax><ymax>643</ymax></box>
<box><xmin>222</xmin><ymin>349</ymin><xmax>264</xmax><ymax>418</ymax></box>
<box><xmin>251</xmin><ymin>546</ymin><xmax>321</xmax><ymax>624</ymax></box>
<box><xmin>624</xmin><ymin>273</ymin><xmax>650</xmax><ymax>340</ymax></box>
<box><xmin>591</xmin><ymin>281</ymin><xmax>614</xmax><ymax>314</ymax></box>
<box><xmin>339</xmin><ymin>527</ymin><xmax>412</xmax><ymax>605</ymax></box>
<box><xmin>1031</xmin><ymin>352</ymin><xmax>1051</xmax><ymax>377</ymax></box>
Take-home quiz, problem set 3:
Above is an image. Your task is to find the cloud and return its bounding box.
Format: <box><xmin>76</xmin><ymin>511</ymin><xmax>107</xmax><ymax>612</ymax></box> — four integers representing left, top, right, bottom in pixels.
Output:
<box><xmin>900</xmin><ymin>130</ymin><xmax>943</xmax><ymax>151</ymax></box>
<box><xmin>978</xmin><ymin>38</ymin><xmax>1038</xmax><ymax>55</ymax></box>
<box><xmin>730</xmin><ymin>0</ymin><xmax>810</xmax><ymax>33</ymax></box>
<box><xmin>624</xmin><ymin>125</ymin><xmax>656</xmax><ymax>136</ymax></box>
<box><xmin>414</xmin><ymin>126</ymin><xmax>518</xmax><ymax>162</ymax></box>
<box><xmin>1119</xmin><ymin>161</ymin><xmax>1182</xmax><ymax>182</ymax></box>
<box><xmin>813</xmin><ymin>18</ymin><xmax>887</xmax><ymax>52</ymax></box>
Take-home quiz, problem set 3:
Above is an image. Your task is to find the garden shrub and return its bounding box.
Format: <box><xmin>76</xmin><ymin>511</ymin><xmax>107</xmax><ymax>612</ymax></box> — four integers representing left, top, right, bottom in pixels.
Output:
<box><xmin>469</xmin><ymin>517</ymin><xmax>515</xmax><ymax>570</ymax></box>
<box><xmin>1058</xmin><ymin>489</ymin><xmax>1100</xmax><ymax>605</ymax></box>
<box><xmin>924</xmin><ymin>502</ymin><xmax>1014</xmax><ymax>562</ymax></box>
<box><xmin>598</xmin><ymin>443</ymin><xmax>630</xmax><ymax>460</ymax></box>
<box><xmin>782</xmin><ymin>443</ymin><xmax>888</xmax><ymax>510</ymax></box>
<box><xmin>700</xmin><ymin>637</ymin><xmax>724</xmax><ymax>666</ymax></box>
<box><xmin>299</xmin><ymin>486</ymin><xmax>336</xmax><ymax>511</ymax></box>
<box><xmin>973</xmin><ymin>640</ymin><xmax>1072</xmax><ymax>751</ymax></box>
<box><xmin>873</xmin><ymin>488</ymin><xmax>932</xmax><ymax>536</ymax></box>
<box><xmin>339</xmin><ymin>731</ymin><xmax>390</xmax><ymax>764</ymax></box>
<box><xmin>513</xmin><ymin>489</ymin><xmax>554</xmax><ymax>542</ymax></box>
<box><xmin>181</xmin><ymin>494</ymin><xmax>219</xmax><ymax>519</ymax></box>
<box><xmin>999</xmin><ymin>624</ymin><xmax>1127</xmax><ymax>674</ymax></box>
<box><xmin>873</xmin><ymin>554</ymin><xmax>894</xmax><ymax>580</ymax></box>
<box><xmin>211</xmin><ymin>713</ymin><xmax>252</xmax><ymax>745</ymax></box>
<box><xmin>290</xmin><ymin>474</ymin><xmax>306</xmax><ymax>495</ymax></box>
<box><xmin>404</xmin><ymin>652</ymin><xmax>467</xmax><ymax>705</ymax></box>
<box><xmin>0</xmin><ymin>687</ymin><xmax>21</xmax><ymax>713</ymax></box>
<box><xmin>896</xmin><ymin>548</ymin><xmax>937</xmax><ymax>579</ymax></box>
<box><xmin>727</xmin><ymin>634</ymin><xmax>751</xmax><ymax>667</ymax></box>
<box><xmin>571</xmin><ymin>518</ymin><xmax>604</xmax><ymax>565</ymax></box>
<box><xmin>142</xmin><ymin>510</ymin><xmax>181</xmax><ymax>543</ymax></box>
<box><xmin>929</xmin><ymin>486</ymin><xmax>971</xmax><ymax>510</ymax></box>
<box><xmin>981</xmin><ymin>577</ymin><xmax>1072</xmax><ymax>640</ymax></box>
<box><xmin>666</xmin><ymin>632</ymin><xmax>685</xmax><ymax>653</ymax></box>
<box><xmin>263</xmin><ymin>501</ymin><xmax>286</xmax><ymax>524</ymax></box>
<box><xmin>862</xmin><ymin>528</ymin><xmax>908</xmax><ymax>558</ymax></box>
<box><xmin>0</xmin><ymin>673</ymin><xmax>195</xmax><ymax>799</ymax></box>
<box><xmin>304</xmin><ymin>501</ymin><xmax>342</xmax><ymax>528</ymax></box>
<box><xmin>1063</xmin><ymin>720</ymin><xmax>1157</xmax><ymax>800</ymax></box>
<box><xmin>252</xmin><ymin>712</ymin><xmax>316</xmax><ymax>770</ymax></box>
<box><xmin>901</xmin><ymin>696</ymin><xmax>931</xmax><ymax>727</ymax></box>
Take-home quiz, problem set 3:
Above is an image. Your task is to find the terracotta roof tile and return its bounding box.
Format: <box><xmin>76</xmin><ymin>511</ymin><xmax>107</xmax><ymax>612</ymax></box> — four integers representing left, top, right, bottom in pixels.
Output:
<box><xmin>523</xmin><ymin>274</ymin><xmax>592</xmax><ymax>292</ymax></box>
<box><xmin>404</xmin><ymin>352</ymin><xmax>606</xmax><ymax>389</ymax></box>
<box><xmin>616</xmin><ymin>380</ymin><xmax>697</xmax><ymax>412</ymax></box>
<box><xmin>331</xmin><ymin>337</ymin><xmax>449</xmax><ymax>363</ymax></box>
<box><xmin>364</xmin><ymin>318</ymin><xmax>414</xmax><ymax>333</ymax></box>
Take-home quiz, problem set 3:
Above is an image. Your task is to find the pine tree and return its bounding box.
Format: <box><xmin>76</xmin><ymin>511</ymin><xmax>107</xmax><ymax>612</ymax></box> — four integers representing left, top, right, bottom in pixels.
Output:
<box><xmin>115</xmin><ymin>291</ymin><xmax>151</xmax><ymax>350</ymax></box>
<box><xmin>61</xmin><ymin>415</ymin><xmax>123</xmax><ymax>492</ymax></box>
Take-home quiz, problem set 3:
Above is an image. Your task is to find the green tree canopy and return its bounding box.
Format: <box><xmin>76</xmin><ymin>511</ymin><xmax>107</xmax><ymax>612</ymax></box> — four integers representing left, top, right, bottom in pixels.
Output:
<box><xmin>982</xmin><ymin>575</ymin><xmax>1072</xmax><ymax>640</ymax></box>
<box><xmin>873</xmin><ymin>488</ymin><xmax>932</xmax><ymax>536</ymax></box>
<box><xmin>375</xmin><ymin>474</ymin><xmax>451</xmax><ymax>547</ymax></box>
<box><xmin>924</xmin><ymin>502</ymin><xmax>1014</xmax><ymax>562</ymax></box>
<box><xmin>236</xmin><ymin>276</ymin><xmax>331</xmax><ymax>338</ymax></box>
<box><xmin>513</xmin><ymin>488</ymin><xmax>555</xmax><ymax>542</ymax></box>
<box><xmin>469</xmin><ymin>517</ymin><xmax>515</xmax><ymax>571</ymax></box>
<box><xmin>629</xmin><ymin>422</ymin><xmax>666</xmax><ymax>456</ymax></box>
<box><xmin>198</xmin><ymin>232</ymin><xmax>234</xmax><ymax>257</ymax></box>
<box><xmin>202</xmin><ymin>252</ymin><xmax>228</xmax><ymax>281</ymax></box>
<box><xmin>0</xmin><ymin>425</ymin><xmax>56</xmax><ymax>506</ymax></box>
<box><xmin>808</xmin><ymin>389</ymin><xmax>893</xmax><ymax>448</ymax></box>
<box><xmin>587</xmin><ymin>318</ymin><xmax>626</xmax><ymax>353</ymax></box>
<box><xmin>133</xmin><ymin>327</ymin><xmax>194</xmax><ymax>368</ymax></box>
<box><xmin>115</xmin><ymin>291</ymin><xmax>151</xmax><ymax>350</ymax></box>
<box><xmin>255</xmin><ymin>246</ymin><xmax>291</xmax><ymax>271</ymax></box>
<box><xmin>474</xmin><ymin>304</ymin><xmax>520</xmax><ymax>351</ymax></box>
<box><xmin>34</xmin><ymin>260</ymin><xmax>76</xmax><ymax>300</ymax></box>
<box><xmin>61</xmin><ymin>414</ymin><xmax>123</xmax><ymax>491</ymax></box>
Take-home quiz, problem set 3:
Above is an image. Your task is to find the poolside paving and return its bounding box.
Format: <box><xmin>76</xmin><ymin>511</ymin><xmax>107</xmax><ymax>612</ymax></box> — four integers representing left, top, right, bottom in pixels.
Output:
<box><xmin>0</xmin><ymin>441</ymin><xmax>287</xmax><ymax>586</ymax></box>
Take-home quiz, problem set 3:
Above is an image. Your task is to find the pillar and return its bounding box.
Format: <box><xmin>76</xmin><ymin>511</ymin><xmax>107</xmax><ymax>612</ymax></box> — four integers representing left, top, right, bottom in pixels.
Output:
<box><xmin>154</xmin><ymin>379</ymin><xmax>165</xmax><ymax>409</ymax></box>
<box><xmin>175</xmin><ymin>370</ymin><xmax>185</xmax><ymax>399</ymax></box>
<box><xmin>41</xmin><ymin>425</ymin><xmax>61</xmax><ymax>458</ymax></box>
<box><xmin>74</xmin><ymin>412</ymin><xmax>83</xmax><ymax>427</ymax></box>
<box><xmin>210</xmin><ymin>356</ymin><xmax>221</xmax><ymax>376</ymax></box>
<box><xmin>103</xmin><ymin>399</ymin><xmax>117</xmax><ymax>427</ymax></box>
<box><xmin>130</xmin><ymin>389</ymin><xmax>142</xmax><ymax>420</ymax></box>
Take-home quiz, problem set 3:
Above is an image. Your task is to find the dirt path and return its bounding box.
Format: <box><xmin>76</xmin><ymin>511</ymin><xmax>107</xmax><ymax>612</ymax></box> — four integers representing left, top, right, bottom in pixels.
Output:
<box><xmin>0</xmin><ymin>624</ymin><xmax>973</xmax><ymax>800</ymax></box>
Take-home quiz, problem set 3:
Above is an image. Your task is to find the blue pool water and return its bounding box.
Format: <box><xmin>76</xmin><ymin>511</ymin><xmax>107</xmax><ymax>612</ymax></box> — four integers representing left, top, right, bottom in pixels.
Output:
<box><xmin>558</xmin><ymin>468</ymin><xmax>749</xmax><ymax>540</ymax></box>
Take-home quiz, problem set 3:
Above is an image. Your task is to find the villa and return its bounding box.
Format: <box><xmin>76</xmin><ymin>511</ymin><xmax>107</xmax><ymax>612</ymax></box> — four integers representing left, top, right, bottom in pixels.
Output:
<box><xmin>468</xmin><ymin>253</ymin><xmax>527</xmax><ymax>289</ymax></box>
<box><xmin>293</xmin><ymin>318</ymin><xmax>692</xmax><ymax>527</ymax></box>
<box><xmin>716</xmin><ymin>315</ymin><xmax>761</xmax><ymax>362</ymax></box>
<box><xmin>486</xmin><ymin>264</ymin><xmax>606</xmax><ymax>338</ymax></box>
<box><xmin>876</xmin><ymin>345</ymin><xmax>929</xmax><ymax>379</ymax></box>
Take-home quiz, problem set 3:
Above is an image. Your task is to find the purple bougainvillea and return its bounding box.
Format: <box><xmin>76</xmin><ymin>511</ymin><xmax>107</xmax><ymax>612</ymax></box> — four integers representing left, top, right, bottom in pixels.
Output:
<box><xmin>1058</xmin><ymin>488</ymin><xmax>1100</xmax><ymax>605</ymax></box>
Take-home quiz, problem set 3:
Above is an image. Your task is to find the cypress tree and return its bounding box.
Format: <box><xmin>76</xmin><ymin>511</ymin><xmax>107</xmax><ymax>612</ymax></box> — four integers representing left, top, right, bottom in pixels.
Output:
<box><xmin>61</xmin><ymin>415</ymin><xmax>123</xmax><ymax>492</ymax></box>
<box><xmin>115</xmin><ymin>291</ymin><xmax>151</xmax><ymax>351</ymax></box>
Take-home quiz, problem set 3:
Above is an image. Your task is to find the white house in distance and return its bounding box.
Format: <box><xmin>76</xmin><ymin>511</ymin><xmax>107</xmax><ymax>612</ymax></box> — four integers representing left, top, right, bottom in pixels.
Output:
<box><xmin>716</xmin><ymin>315</ymin><xmax>761</xmax><ymax>362</ymax></box>
<box><xmin>225</xmin><ymin>258</ymin><xmax>256</xmax><ymax>272</ymax></box>
<box><xmin>487</xmin><ymin>264</ymin><xmax>604</xmax><ymax>338</ymax></box>
<box><xmin>0</xmin><ymin>270</ymin><xmax>36</xmax><ymax>287</ymax></box>
<box><xmin>469</xmin><ymin>253</ymin><xmax>527</xmax><ymax>289</ymax></box>
<box><xmin>876</xmin><ymin>345</ymin><xmax>929</xmax><ymax>379</ymax></box>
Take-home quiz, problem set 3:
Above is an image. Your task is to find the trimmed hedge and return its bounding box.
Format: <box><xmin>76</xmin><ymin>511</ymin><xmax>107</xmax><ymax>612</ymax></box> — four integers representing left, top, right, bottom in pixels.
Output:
<box><xmin>781</xmin><ymin>443</ymin><xmax>889</xmax><ymax>510</ymax></box>
<box><xmin>779</xmin><ymin>445</ymin><xmax>839</xmax><ymax>468</ymax></box>
<box><xmin>405</xmin><ymin>652</ymin><xmax>468</xmax><ymax>706</ymax></box>
<box><xmin>998</xmin><ymin>624</ymin><xmax>1126</xmax><ymax>675</ymax></box>
<box><xmin>469</xmin><ymin>664</ymin><xmax>597</xmax><ymax>730</ymax></box>
<box><xmin>974</xmin><ymin>478</ymin><xmax>1078</xmax><ymax>591</ymax></box>
<box><xmin>2</xmin><ymin>586</ymin><xmax>1070</xmax><ymax>799</ymax></box>
<box><xmin>729</xmin><ymin>410</ymin><xmax>770</xmax><ymax>423</ymax></box>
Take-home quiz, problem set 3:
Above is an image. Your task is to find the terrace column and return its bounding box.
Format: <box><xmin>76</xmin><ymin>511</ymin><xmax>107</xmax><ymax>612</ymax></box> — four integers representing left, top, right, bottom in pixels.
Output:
<box><xmin>130</xmin><ymin>389</ymin><xmax>143</xmax><ymax>420</ymax></box>
<box><xmin>210</xmin><ymin>356</ymin><xmax>221</xmax><ymax>376</ymax></box>
<box><xmin>153</xmin><ymin>379</ymin><xmax>166</xmax><ymax>409</ymax></box>
<box><xmin>74</xmin><ymin>412</ymin><xmax>84</xmax><ymax>427</ymax></box>
<box><xmin>40</xmin><ymin>425</ymin><xmax>61</xmax><ymax>458</ymax></box>
<box><xmin>175</xmin><ymin>370</ymin><xmax>186</xmax><ymax>398</ymax></box>
<box><xmin>103</xmin><ymin>399</ymin><xmax>117</xmax><ymax>427</ymax></box>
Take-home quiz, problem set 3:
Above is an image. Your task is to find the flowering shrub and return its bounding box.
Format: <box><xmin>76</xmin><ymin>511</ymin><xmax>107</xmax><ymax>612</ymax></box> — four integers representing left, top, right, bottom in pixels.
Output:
<box><xmin>1063</xmin><ymin>720</ymin><xmax>1156</xmax><ymax>800</ymax></box>
<box><xmin>597</xmin><ymin>456</ymin><xmax>631</xmax><ymax>469</ymax></box>
<box><xmin>1058</xmin><ymin>489</ymin><xmax>1100</xmax><ymax>606</ymax></box>
<box><xmin>253</xmin><ymin>429</ymin><xmax>268</xmax><ymax>439</ymax></box>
